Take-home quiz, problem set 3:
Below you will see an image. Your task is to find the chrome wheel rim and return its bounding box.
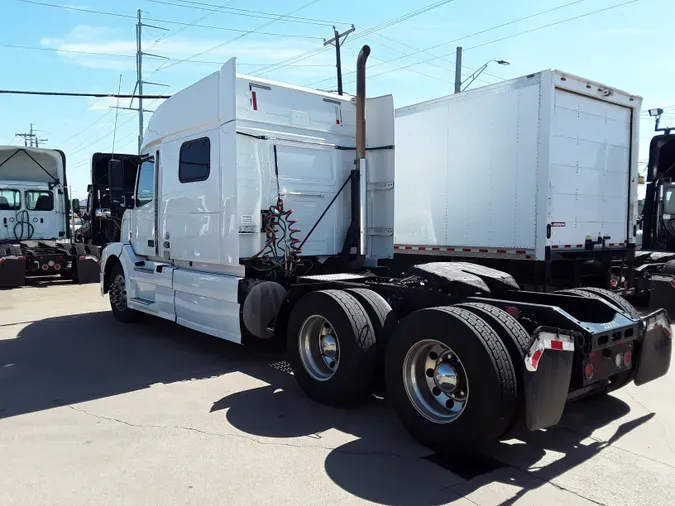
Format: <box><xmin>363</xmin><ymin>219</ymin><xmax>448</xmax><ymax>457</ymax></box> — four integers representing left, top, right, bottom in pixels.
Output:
<box><xmin>109</xmin><ymin>273</ymin><xmax>128</xmax><ymax>312</ymax></box>
<box><xmin>298</xmin><ymin>315</ymin><xmax>340</xmax><ymax>381</ymax></box>
<box><xmin>402</xmin><ymin>339</ymin><xmax>469</xmax><ymax>424</ymax></box>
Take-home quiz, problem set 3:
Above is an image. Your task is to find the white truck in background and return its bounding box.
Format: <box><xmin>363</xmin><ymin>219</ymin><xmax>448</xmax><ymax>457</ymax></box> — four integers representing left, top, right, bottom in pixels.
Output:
<box><xmin>392</xmin><ymin>70</ymin><xmax>642</xmax><ymax>294</ymax></box>
<box><xmin>0</xmin><ymin>146</ymin><xmax>100</xmax><ymax>287</ymax></box>
<box><xmin>96</xmin><ymin>47</ymin><xmax>672</xmax><ymax>455</ymax></box>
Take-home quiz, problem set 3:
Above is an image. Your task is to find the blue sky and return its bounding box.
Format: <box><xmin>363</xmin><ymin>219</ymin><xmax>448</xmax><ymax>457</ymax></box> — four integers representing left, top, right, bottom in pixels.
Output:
<box><xmin>2</xmin><ymin>0</ymin><xmax>673</xmax><ymax>198</ymax></box>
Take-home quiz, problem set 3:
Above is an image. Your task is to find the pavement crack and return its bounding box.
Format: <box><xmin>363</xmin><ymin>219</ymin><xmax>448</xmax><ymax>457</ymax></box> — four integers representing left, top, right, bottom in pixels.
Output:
<box><xmin>62</xmin><ymin>404</ymin><xmax>404</xmax><ymax>459</ymax></box>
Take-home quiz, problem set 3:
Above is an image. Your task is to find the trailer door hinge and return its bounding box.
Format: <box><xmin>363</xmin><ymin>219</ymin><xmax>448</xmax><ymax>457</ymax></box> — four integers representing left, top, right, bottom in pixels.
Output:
<box><xmin>367</xmin><ymin>181</ymin><xmax>394</xmax><ymax>191</ymax></box>
<box><xmin>368</xmin><ymin>227</ymin><xmax>393</xmax><ymax>236</ymax></box>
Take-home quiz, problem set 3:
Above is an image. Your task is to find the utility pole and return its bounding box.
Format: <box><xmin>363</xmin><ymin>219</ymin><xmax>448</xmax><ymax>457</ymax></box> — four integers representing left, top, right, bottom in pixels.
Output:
<box><xmin>323</xmin><ymin>24</ymin><xmax>355</xmax><ymax>95</ymax></box>
<box><xmin>15</xmin><ymin>123</ymin><xmax>46</xmax><ymax>147</ymax></box>
<box><xmin>454</xmin><ymin>46</ymin><xmax>462</xmax><ymax>94</ymax></box>
<box><xmin>134</xmin><ymin>9</ymin><xmax>168</xmax><ymax>154</ymax></box>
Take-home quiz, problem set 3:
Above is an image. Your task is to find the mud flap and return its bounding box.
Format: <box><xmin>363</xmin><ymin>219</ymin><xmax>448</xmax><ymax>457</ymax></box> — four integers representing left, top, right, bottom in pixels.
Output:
<box><xmin>634</xmin><ymin>309</ymin><xmax>672</xmax><ymax>386</ymax></box>
<box><xmin>522</xmin><ymin>327</ymin><xmax>576</xmax><ymax>431</ymax></box>
<box><xmin>74</xmin><ymin>254</ymin><xmax>101</xmax><ymax>284</ymax></box>
<box><xmin>649</xmin><ymin>274</ymin><xmax>675</xmax><ymax>320</ymax></box>
<box><xmin>0</xmin><ymin>256</ymin><xmax>26</xmax><ymax>288</ymax></box>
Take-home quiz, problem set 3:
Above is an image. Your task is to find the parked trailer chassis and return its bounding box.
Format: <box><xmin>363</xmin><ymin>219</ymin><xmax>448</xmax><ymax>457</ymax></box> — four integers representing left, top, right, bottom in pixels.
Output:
<box><xmin>0</xmin><ymin>241</ymin><xmax>100</xmax><ymax>288</ymax></box>
<box><xmin>103</xmin><ymin>258</ymin><xmax>672</xmax><ymax>454</ymax></box>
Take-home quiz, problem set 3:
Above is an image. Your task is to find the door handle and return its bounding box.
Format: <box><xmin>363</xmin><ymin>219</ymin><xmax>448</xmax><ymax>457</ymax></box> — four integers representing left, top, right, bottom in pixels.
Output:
<box><xmin>148</xmin><ymin>240</ymin><xmax>155</xmax><ymax>247</ymax></box>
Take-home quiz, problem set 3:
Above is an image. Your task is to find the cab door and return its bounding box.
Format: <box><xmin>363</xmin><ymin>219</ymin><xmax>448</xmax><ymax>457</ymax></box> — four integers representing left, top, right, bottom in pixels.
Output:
<box><xmin>131</xmin><ymin>155</ymin><xmax>157</xmax><ymax>258</ymax></box>
<box><xmin>0</xmin><ymin>188</ymin><xmax>21</xmax><ymax>242</ymax></box>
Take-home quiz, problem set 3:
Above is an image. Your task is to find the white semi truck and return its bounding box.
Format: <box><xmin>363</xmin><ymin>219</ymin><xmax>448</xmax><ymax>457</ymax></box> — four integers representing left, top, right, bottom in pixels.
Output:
<box><xmin>392</xmin><ymin>70</ymin><xmax>642</xmax><ymax>295</ymax></box>
<box><xmin>97</xmin><ymin>46</ymin><xmax>672</xmax><ymax>454</ymax></box>
<box><xmin>0</xmin><ymin>146</ymin><xmax>100</xmax><ymax>287</ymax></box>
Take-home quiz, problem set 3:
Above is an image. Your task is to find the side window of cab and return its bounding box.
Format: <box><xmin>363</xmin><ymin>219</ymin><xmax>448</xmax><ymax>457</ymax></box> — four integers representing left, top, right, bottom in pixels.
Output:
<box><xmin>136</xmin><ymin>157</ymin><xmax>155</xmax><ymax>208</ymax></box>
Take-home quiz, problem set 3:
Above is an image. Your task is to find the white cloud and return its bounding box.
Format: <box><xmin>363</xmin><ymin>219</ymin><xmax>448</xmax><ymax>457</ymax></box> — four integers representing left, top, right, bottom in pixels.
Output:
<box><xmin>40</xmin><ymin>25</ymin><xmax>333</xmax><ymax>75</ymax></box>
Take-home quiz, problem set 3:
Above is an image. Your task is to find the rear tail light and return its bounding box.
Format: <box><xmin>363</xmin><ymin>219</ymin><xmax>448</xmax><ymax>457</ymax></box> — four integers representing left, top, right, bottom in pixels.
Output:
<box><xmin>0</xmin><ymin>258</ymin><xmax>4</xmax><ymax>265</ymax></box>
<box><xmin>41</xmin><ymin>264</ymin><xmax>49</xmax><ymax>271</ymax></box>
<box><xmin>79</xmin><ymin>256</ymin><xmax>86</xmax><ymax>261</ymax></box>
<box><xmin>54</xmin><ymin>264</ymin><xmax>61</xmax><ymax>271</ymax></box>
<box><xmin>610</xmin><ymin>279</ymin><xmax>618</xmax><ymax>288</ymax></box>
<box><xmin>623</xmin><ymin>350</ymin><xmax>632</xmax><ymax>366</ymax></box>
<box><xmin>584</xmin><ymin>362</ymin><xmax>594</xmax><ymax>380</ymax></box>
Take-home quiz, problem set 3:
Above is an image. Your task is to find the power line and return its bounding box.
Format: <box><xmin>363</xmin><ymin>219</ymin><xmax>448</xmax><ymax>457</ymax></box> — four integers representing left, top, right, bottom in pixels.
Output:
<box><xmin>341</xmin><ymin>0</ymin><xmax>644</xmax><ymax>85</ymax></box>
<box><xmin>0</xmin><ymin>43</ymin><xmax>335</xmax><ymax>67</ymax></box>
<box><xmin>464</xmin><ymin>0</ymin><xmax>642</xmax><ymax>51</ymax></box>
<box><xmin>305</xmin><ymin>0</ymin><xmax>592</xmax><ymax>87</ymax></box>
<box><xmin>0</xmin><ymin>90</ymin><xmax>171</xmax><ymax>99</ymax></box>
<box><xmin>150</xmin><ymin>0</ymin><xmax>325</xmax><ymax>74</ymax></box>
<box><xmin>251</xmin><ymin>0</ymin><xmax>461</xmax><ymax>77</ymax></box>
<box><xmin>11</xmin><ymin>0</ymin><xmax>325</xmax><ymax>39</ymax></box>
<box><xmin>147</xmin><ymin>0</ymin><xmax>237</xmax><ymax>50</ymax></box>
<box><xmin>142</xmin><ymin>0</ymin><xmax>350</xmax><ymax>27</ymax></box>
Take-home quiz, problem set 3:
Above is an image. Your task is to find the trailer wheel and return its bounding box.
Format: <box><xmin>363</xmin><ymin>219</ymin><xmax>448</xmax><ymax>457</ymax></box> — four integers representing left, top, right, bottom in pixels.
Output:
<box><xmin>287</xmin><ymin>289</ymin><xmax>377</xmax><ymax>405</ymax></box>
<box><xmin>385</xmin><ymin>306</ymin><xmax>517</xmax><ymax>454</ymax></box>
<box><xmin>557</xmin><ymin>287</ymin><xmax>640</xmax><ymax>320</ymax></box>
<box><xmin>109</xmin><ymin>263</ymin><xmax>142</xmax><ymax>323</ymax></box>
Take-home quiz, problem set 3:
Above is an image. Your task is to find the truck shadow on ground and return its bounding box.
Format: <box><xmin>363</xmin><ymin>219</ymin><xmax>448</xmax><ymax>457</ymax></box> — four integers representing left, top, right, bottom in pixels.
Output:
<box><xmin>210</xmin><ymin>363</ymin><xmax>653</xmax><ymax>506</ymax></box>
<box><xmin>1</xmin><ymin>310</ymin><xmax>653</xmax><ymax>505</ymax></box>
<box><xmin>0</xmin><ymin>311</ymin><xmax>281</xmax><ymax>420</ymax></box>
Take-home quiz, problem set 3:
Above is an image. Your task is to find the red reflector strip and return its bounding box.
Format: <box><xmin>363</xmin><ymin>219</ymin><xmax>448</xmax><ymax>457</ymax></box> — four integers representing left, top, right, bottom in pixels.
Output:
<box><xmin>393</xmin><ymin>245</ymin><xmax>534</xmax><ymax>257</ymax></box>
<box><xmin>552</xmin><ymin>245</ymin><xmax>559</xmax><ymax>249</ymax></box>
<box><xmin>530</xmin><ymin>349</ymin><xmax>543</xmax><ymax>370</ymax></box>
<box><xmin>79</xmin><ymin>256</ymin><xmax>87</xmax><ymax>261</ymax></box>
<box><xmin>576</xmin><ymin>244</ymin><xmax>583</xmax><ymax>248</ymax></box>
<box><xmin>251</xmin><ymin>91</ymin><xmax>258</xmax><ymax>110</ymax></box>
<box><xmin>670</xmin><ymin>279</ymin><xmax>675</xmax><ymax>289</ymax></box>
<box><xmin>550</xmin><ymin>340</ymin><xmax>564</xmax><ymax>350</ymax></box>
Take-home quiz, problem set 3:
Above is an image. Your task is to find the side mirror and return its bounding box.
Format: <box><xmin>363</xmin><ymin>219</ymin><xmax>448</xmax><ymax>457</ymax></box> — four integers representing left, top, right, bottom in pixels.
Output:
<box><xmin>95</xmin><ymin>208</ymin><xmax>112</xmax><ymax>219</ymax></box>
<box><xmin>71</xmin><ymin>198</ymin><xmax>82</xmax><ymax>216</ymax></box>
<box><xmin>108</xmin><ymin>158</ymin><xmax>125</xmax><ymax>204</ymax></box>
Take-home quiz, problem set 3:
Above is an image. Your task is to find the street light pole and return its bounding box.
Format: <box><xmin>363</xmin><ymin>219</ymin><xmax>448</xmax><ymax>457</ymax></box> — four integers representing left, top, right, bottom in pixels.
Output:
<box><xmin>459</xmin><ymin>59</ymin><xmax>510</xmax><ymax>93</ymax></box>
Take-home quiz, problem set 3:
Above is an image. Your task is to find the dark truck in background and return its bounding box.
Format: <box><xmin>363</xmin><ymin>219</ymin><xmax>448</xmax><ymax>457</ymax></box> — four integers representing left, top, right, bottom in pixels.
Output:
<box><xmin>623</xmin><ymin>109</ymin><xmax>675</xmax><ymax>318</ymax></box>
<box><xmin>73</xmin><ymin>153</ymin><xmax>140</xmax><ymax>247</ymax></box>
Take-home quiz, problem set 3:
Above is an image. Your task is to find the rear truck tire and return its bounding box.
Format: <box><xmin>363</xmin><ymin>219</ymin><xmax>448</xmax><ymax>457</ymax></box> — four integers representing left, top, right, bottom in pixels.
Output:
<box><xmin>109</xmin><ymin>263</ymin><xmax>142</xmax><ymax>323</ymax></box>
<box><xmin>662</xmin><ymin>260</ymin><xmax>675</xmax><ymax>275</ymax></box>
<box><xmin>85</xmin><ymin>244</ymin><xmax>101</xmax><ymax>258</ymax></box>
<box><xmin>385</xmin><ymin>306</ymin><xmax>518</xmax><ymax>454</ymax></box>
<box><xmin>345</xmin><ymin>288</ymin><xmax>396</xmax><ymax>393</ymax></box>
<box><xmin>72</xmin><ymin>242</ymin><xmax>88</xmax><ymax>257</ymax></box>
<box><xmin>454</xmin><ymin>302</ymin><xmax>530</xmax><ymax>435</ymax></box>
<box><xmin>287</xmin><ymin>289</ymin><xmax>377</xmax><ymax>406</ymax></box>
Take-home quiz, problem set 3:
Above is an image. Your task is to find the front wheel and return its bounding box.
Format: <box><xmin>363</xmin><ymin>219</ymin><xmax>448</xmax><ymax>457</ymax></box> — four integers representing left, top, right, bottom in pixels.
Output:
<box><xmin>385</xmin><ymin>306</ymin><xmax>518</xmax><ymax>454</ymax></box>
<box><xmin>109</xmin><ymin>263</ymin><xmax>142</xmax><ymax>323</ymax></box>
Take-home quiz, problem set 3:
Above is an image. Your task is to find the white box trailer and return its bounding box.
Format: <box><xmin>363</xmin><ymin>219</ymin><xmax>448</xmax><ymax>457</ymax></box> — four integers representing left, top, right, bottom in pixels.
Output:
<box><xmin>393</xmin><ymin>70</ymin><xmax>643</xmax><ymax>291</ymax></box>
<box><xmin>97</xmin><ymin>48</ymin><xmax>672</xmax><ymax>455</ymax></box>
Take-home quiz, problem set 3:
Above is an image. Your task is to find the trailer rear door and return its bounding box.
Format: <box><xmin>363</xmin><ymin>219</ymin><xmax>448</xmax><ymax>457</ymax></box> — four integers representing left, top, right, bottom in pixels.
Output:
<box><xmin>548</xmin><ymin>88</ymin><xmax>632</xmax><ymax>248</ymax></box>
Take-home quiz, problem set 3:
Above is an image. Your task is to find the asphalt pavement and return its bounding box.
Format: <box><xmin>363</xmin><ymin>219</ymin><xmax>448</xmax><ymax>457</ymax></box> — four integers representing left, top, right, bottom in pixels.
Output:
<box><xmin>1</xmin><ymin>281</ymin><xmax>674</xmax><ymax>505</ymax></box>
